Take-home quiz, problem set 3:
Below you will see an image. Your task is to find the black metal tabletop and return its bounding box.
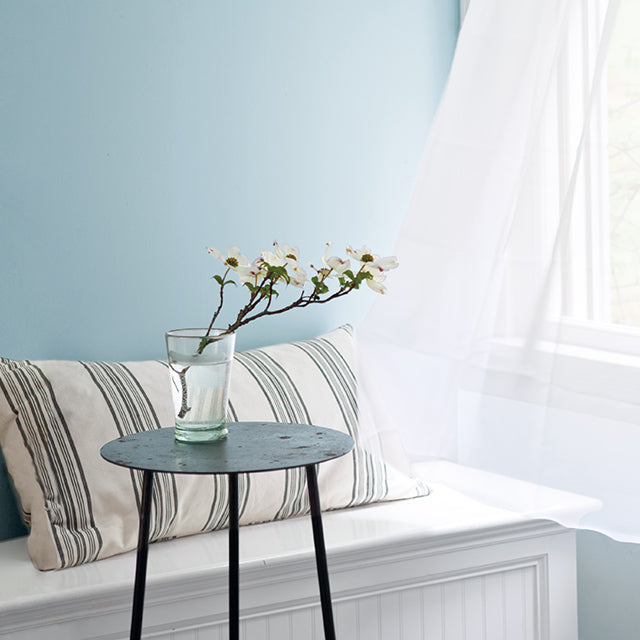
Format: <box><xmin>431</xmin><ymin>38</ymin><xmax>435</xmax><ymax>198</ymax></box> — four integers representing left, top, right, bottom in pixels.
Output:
<box><xmin>100</xmin><ymin>422</ymin><xmax>354</xmax><ymax>475</ymax></box>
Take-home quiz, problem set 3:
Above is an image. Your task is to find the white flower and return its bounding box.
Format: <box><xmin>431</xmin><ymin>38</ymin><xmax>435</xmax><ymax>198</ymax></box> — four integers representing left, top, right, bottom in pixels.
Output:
<box><xmin>208</xmin><ymin>246</ymin><xmax>249</xmax><ymax>271</ymax></box>
<box><xmin>371</xmin><ymin>255</ymin><xmax>399</xmax><ymax>271</ymax></box>
<box><xmin>288</xmin><ymin>262</ymin><xmax>307</xmax><ymax>288</ymax></box>
<box><xmin>322</xmin><ymin>242</ymin><xmax>351</xmax><ymax>275</ymax></box>
<box><xmin>261</xmin><ymin>250</ymin><xmax>287</xmax><ymax>268</ymax></box>
<box><xmin>367</xmin><ymin>279</ymin><xmax>386</xmax><ymax>294</ymax></box>
<box><xmin>236</xmin><ymin>258</ymin><xmax>265</xmax><ymax>285</ymax></box>
<box><xmin>309</xmin><ymin>262</ymin><xmax>334</xmax><ymax>279</ymax></box>
<box><xmin>364</xmin><ymin>265</ymin><xmax>387</xmax><ymax>294</ymax></box>
<box><xmin>346</xmin><ymin>245</ymin><xmax>398</xmax><ymax>272</ymax></box>
<box><xmin>273</xmin><ymin>241</ymin><xmax>300</xmax><ymax>262</ymax></box>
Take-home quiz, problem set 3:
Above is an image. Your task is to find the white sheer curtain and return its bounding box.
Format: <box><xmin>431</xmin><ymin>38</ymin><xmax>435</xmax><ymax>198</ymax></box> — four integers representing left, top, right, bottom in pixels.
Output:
<box><xmin>356</xmin><ymin>0</ymin><xmax>640</xmax><ymax>541</ymax></box>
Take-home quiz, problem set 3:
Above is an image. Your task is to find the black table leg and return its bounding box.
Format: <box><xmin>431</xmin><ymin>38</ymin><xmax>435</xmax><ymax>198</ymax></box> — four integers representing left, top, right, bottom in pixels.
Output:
<box><xmin>306</xmin><ymin>464</ymin><xmax>336</xmax><ymax>640</ymax></box>
<box><xmin>131</xmin><ymin>470</ymin><xmax>154</xmax><ymax>640</ymax></box>
<box><xmin>229</xmin><ymin>472</ymin><xmax>240</xmax><ymax>640</ymax></box>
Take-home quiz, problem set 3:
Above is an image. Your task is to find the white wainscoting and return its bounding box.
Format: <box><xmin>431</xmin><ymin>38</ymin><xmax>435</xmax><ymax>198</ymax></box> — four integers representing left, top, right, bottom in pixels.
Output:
<box><xmin>0</xmin><ymin>467</ymin><xmax>594</xmax><ymax>640</ymax></box>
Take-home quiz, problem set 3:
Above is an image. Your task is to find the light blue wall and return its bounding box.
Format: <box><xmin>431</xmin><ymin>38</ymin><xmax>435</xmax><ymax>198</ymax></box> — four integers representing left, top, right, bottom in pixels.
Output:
<box><xmin>0</xmin><ymin>1</ymin><xmax>460</xmax><ymax>538</ymax></box>
<box><xmin>577</xmin><ymin>531</ymin><xmax>640</xmax><ymax>640</ymax></box>
<box><xmin>1</xmin><ymin>7</ymin><xmax>637</xmax><ymax>640</ymax></box>
<box><xmin>0</xmin><ymin>0</ymin><xmax>459</xmax><ymax>362</ymax></box>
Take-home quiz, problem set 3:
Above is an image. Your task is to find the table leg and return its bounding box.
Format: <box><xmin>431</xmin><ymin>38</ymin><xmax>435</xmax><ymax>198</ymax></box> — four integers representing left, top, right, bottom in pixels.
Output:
<box><xmin>131</xmin><ymin>470</ymin><xmax>154</xmax><ymax>640</ymax></box>
<box><xmin>229</xmin><ymin>472</ymin><xmax>240</xmax><ymax>640</ymax></box>
<box><xmin>306</xmin><ymin>464</ymin><xmax>336</xmax><ymax>640</ymax></box>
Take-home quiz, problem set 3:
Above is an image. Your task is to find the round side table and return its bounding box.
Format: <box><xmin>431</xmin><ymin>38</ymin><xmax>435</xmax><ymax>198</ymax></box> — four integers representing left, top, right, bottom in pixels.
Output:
<box><xmin>100</xmin><ymin>422</ymin><xmax>354</xmax><ymax>640</ymax></box>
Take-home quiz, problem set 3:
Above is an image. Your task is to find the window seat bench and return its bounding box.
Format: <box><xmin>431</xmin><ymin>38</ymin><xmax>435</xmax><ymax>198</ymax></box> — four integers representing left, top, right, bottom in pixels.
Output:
<box><xmin>0</xmin><ymin>462</ymin><xmax>598</xmax><ymax>640</ymax></box>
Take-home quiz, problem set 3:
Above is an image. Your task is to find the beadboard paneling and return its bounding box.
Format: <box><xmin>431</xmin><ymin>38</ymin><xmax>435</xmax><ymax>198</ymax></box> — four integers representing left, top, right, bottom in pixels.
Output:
<box><xmin>156</xmin><ymin>560</ymin><xmax>543</xmax><ymax>640</ymax></box>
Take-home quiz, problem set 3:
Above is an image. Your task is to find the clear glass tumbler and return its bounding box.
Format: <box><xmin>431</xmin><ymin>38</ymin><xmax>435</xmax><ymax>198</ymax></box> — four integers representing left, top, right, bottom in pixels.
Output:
<box><xmin>165</xmin><ymin>328</ymin><xmax>236</xmax><ymax>443</ymax></box>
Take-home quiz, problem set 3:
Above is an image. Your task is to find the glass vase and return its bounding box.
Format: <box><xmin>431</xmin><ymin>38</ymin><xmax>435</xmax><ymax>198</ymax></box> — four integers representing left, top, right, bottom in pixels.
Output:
<box><xmin>165</xmin><ymin>328</ymin><xmax>236</xmax><ymax>443</ymax></box>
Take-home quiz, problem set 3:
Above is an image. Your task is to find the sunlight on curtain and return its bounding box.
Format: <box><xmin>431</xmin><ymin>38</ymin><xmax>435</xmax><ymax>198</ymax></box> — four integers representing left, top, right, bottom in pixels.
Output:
<box><xmin>356</xmin><ymin>0</ymin><xmax>639</xmax><ymax>541</ymax></box>
<box><xmin>609</xmin><ymin>0</ymin><xmax>640</xmax><ymax>325</ymax></box>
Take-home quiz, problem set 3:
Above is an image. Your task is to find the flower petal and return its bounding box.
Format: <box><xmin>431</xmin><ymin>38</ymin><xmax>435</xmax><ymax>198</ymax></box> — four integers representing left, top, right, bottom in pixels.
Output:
<box><xmin>235</xmin><ymin>265</ymin><xmax>256</xmax><ymax>284</ymax></box>
<box><xmin>261</xmin><ymin>250</ymin><xmax>286</xmax><ymax>267</ymax></box>
<box><xmin>273</xmin><ymin>241</ymin><xmax>286</xmax><ymax>260</ymax></box>
<box><xmin>310</xmin><ymin>263</ymin><xmax>335</xmax><ymax>279</ymax></box>
<box><xmin>366</xmin><ymin>277</ymin><xmax>387</xmax><ymax>294</ymax></box>
<box><xmin>289</xmin><ymin>264</ymin><xmax>307</xmax><ymax>287</ymax></box>
<box><xmin>362</xmin><ymin>263</ymin><xmax>384</xmax><ymax>276</ymax></box>
<box><xmin>345</xmin><ymin>244</ymin><xmax>362</xmax><ymax>260</ymax></box>
<box><xmin>281</xmin><ymin>243</ymin><xmax>299</xmax><ymax>261</ymax></box>
<box><xmin>326</xmin><ymin>256</ymin><xmax>351</xmax><ymax>274</ymax></box>
<box><xmin>374</xmin><ymin>255</ymin><xmax>399</xmax><ymax>271</ymax></box>
<box><xmin>227</xmin><ymin>246</ymin><xmax>249</xmax><ymax>267</ymax></box>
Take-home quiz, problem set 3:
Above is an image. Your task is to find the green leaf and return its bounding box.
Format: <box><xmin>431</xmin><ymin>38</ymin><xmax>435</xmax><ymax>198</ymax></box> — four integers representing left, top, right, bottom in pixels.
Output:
<box><xmin>213</xmin><ymin>274</ymin><xmax>225</xmax><ymax>285</ymax></box>
<box><xmin>343</xmin><ymin>269</ymin><xmax>355</xmax><ymax>280</ymax></box>
<box><xmin>261</xmin><ymin>285</ymin><xmax>278</xmax><ymax>297</ymax></box>
<box><xmin>222</xmin><ymin>279</ymin><xmax>237</xmax><ymax>288</ymax></box>
<box><xmin>268</xmin><ymin>265</ymin><xmax>290</xmax><ymax>284</ymax></box>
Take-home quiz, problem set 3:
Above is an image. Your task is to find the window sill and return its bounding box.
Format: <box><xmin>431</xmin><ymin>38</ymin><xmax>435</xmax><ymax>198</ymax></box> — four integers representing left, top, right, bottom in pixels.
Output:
<box><xmin>545</xmin><ymin>317</ymin><xmax>640</xmax><ymax>358</ymax></box>
<box><xmin>487</xmin><ymin>319</ymin><xmax>640</xmax><ymax>411</ymax></box>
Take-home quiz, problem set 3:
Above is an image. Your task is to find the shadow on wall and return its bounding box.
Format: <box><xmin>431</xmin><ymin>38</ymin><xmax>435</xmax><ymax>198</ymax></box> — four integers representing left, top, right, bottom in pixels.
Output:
<box><xmin>0</xmin><ymin>451</ymin><xmax>27</xmax><ymax>539</ymax></box>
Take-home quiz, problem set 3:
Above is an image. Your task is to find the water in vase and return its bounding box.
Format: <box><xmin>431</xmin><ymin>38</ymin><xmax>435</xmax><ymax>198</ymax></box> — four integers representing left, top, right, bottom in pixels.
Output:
<box><xmin>168</xmin><ymin>355</ymin><xmax>233</xmax><ymax>442</ymax></box>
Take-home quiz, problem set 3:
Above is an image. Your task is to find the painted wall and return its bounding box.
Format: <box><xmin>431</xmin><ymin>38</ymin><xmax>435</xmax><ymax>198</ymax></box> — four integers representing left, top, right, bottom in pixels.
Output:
<box><xmin>0</xmin><ymin>1</ymin><xmax>459</xmax><ymax>538</ymax></box>
<box><xmin>1</xmin><ymin>4</ymin><xmax>638</xmax><ymax>640</ymax></box>
<box><xmin>576</xmin><ymin>531</ymin><xmax>640</xmax><ymax>640</ymax></box>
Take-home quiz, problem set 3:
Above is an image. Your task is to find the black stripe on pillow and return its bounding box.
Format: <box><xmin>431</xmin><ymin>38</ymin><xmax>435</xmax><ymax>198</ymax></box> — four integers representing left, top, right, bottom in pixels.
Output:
<box><xmin>293</xmin><ymin>330</ymin><xmax>390</xmax><ymax>506</ymax></box>
<box><xmin>0</xmin><ymin>360</ymin><xmax>102</xmax><ymax>568</ymax></box>
<box><xmin>233</xmin><ymin>351</ymin><xmax>310</xmax><ymax>520</ymax></box>
<box><xmin>81</xmin><ymin>361</ymin><xmax>179</xmax><ymax>542</ymax></box>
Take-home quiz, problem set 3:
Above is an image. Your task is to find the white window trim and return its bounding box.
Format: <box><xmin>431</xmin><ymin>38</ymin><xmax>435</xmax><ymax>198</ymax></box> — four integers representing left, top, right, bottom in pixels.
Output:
<box><xmin>558</xmin><ymin>0</ymin><xmax>611</xmax><ymax>323</ymax></box>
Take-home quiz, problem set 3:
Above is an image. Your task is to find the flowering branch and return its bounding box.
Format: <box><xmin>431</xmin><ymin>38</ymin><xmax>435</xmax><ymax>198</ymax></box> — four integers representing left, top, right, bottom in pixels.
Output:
<box><xmin>173</xmin><ymin>242</ymin><xmax>398</xmax><ymax>420</ymax></box>
<box><xmin>203</xmin><ymin>242</ymin><xmax>398</xmax><ymax>343</ymax></box>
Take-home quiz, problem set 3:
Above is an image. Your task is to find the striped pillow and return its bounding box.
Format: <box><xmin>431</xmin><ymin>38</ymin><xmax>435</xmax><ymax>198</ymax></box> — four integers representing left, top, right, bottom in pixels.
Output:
<box><xmin>0</xmin><ymin>326</ymin><xmax>428</xmax><ymax>570</ymax></box>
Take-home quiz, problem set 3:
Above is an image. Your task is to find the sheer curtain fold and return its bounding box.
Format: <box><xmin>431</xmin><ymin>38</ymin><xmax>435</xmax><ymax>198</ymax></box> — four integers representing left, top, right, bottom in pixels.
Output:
<box><xmin>357</xmin><ymin>0</ymin><xmax>635</xmax><ymax>540</ymax></box>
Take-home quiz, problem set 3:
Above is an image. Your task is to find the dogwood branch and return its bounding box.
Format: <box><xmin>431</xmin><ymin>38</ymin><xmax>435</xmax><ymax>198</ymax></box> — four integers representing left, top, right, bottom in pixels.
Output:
<box><xmin>203</xmin><ymin>243</ymin><xmax>397</xmax><ymax>339</ymax></box>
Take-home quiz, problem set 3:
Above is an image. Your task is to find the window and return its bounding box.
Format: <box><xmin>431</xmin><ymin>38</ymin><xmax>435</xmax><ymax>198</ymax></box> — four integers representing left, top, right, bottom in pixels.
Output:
<box><xmin>552</xmin><ymin>0</ymin><xmax>640</xmax><ymax>357</ymax></box>
<box><xmin>557</xmin><ymin>0</ymin><xmax>640</xmax><ymax>332</ymax></box>
<box><xmin>459</xmin><ymin>0</ymin><xmax>640</xmax><ymax>355</ymax></box>
<box><xmin>608</xmin><ymin>0</ymin><xmax>640</xmax><ymax>325</ymax></box>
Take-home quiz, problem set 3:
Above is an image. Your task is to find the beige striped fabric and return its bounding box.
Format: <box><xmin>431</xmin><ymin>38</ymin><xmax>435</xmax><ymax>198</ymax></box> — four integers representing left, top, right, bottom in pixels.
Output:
<box><xmin>0</xmin><ymin>326</ymin><xmax>428</xmax><ymax>570</ymax></box>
